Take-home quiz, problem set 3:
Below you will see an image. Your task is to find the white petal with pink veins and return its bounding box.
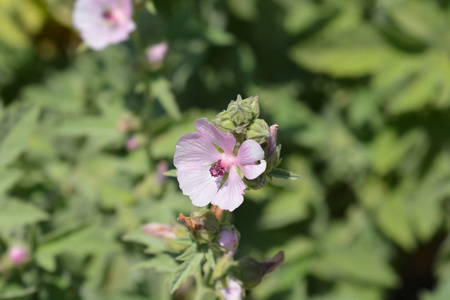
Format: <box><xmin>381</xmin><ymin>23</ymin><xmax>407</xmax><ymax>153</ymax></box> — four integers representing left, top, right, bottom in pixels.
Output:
<box><xmin>211</xmin><ymin>167</ymin><xmax>245</xmax><ymax>212</ymax></box>
<box><xmin>235</xmin><ymin>139</ymin><xmax>266</xmax><ymax>179</ymax></box>
<box><xmin>195</xmin><ymin>118</ymin><xmax>236</xmax><ymax>156</ymax></box>
<box><xmin>177</xmin><ymin>163</ymin><xmax>221</xmax><ymax>207</ymax></box>
<box><xmin>174</xmin><ymin>132</ymin><xmax>222</xmax><ymax>167</ymax></box>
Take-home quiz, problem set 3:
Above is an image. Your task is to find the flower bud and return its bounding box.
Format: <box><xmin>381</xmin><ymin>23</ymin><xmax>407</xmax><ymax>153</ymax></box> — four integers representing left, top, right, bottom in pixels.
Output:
<box><xmin>157</xmin><ymin>160</ymin><xmax>169</xmax><ymax>184</ymax></box>
<box><xmin>146</xmin><ymin>42</ymin><xmax>169</xmax><ymax>64</ymax></box>
<box><xmin>9</xmin><ymin>246</ymin><xmax>28</xmax><ymax>266</ymax></box>
<box><xmin>247</xmin><ymin>95</ymin><xmax>260</xmax><ymax>119</ymax></box>
<box><xmin>267</xmin><ymin>124</ymin><xmax>278</xmax><ymax>158</ymax></box>
<box><xmin>246</xmin><ymin>119</ymin><xmax>269</xmax><ymax>144</ymax></box>
<box><xmin>227</xmin><ymin>95</ymin><xmax>255</xmax><ymax>126</ymax></box>
<box><xmin>220</xmin><ymin>278</ymin><xmax>243</xmax><ymax>300</ymax></box>
<box><xmin>126</xmin><ymin>136</ymin><xmax>139</xmax><ymax>150</ymax></box>
<box><xmin>212</xmin><ymin>111</ymin><xmax>236</xmax><ymax>132</ymax></box>
<box><xmin>177</xmin><ymin>209</ymin><xmax>219</xmax><ymax>244</ymax></box>
<box><xmin>142</xmin><ymin>223</ymin><xmax>177</xmax><ymax>239</ymax></box>
<box><xmin>217</xmin><ymin>226</ymin><xmax>239</xmax><ymax>252</ymax></box>
<box><xmin>231</xmin><ymin>251</ymin><xmax>284</xmax><ymax>289</ymax></box>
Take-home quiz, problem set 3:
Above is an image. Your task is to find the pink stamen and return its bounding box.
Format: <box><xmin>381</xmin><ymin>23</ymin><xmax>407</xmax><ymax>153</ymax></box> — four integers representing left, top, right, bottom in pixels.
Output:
<box><xmin>209</xmin><ymin>159</ymin><xmax>226</xmax><ymax>177</ymax></box>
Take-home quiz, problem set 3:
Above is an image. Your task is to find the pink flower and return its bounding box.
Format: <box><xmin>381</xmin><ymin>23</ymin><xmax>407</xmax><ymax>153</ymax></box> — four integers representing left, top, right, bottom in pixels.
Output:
<box><xmin>174</xmin><ymin>118</ymin><xmax>266</xmax><ymax>212</ymax></box>
<box><xmin>126</xmin><ymin>136</ymin><xmax>139</xmax><ymax>150</ymax></box>
<box><xmin>221</xmin><ymin>278</ymin><xmax>243</xmax><ymax>300</ymax></box>
<box><xmin>146</xmin><ymin>42</ymin><xmax>169</xmax><ymax>64</ymax></box>
<box><xmin>73</xmin><ymin>0</ymin><xmax>136</xmax><ymax>50</ymax></box>
<box><xmin>9</xmin><ymin>246</ymin><xmax>28</xmax><ymax>266</ymax></box>
<box><xmin>218</xmin><ymin>229</ymin><xmax>239</xmax><ymax>251</ymax></box>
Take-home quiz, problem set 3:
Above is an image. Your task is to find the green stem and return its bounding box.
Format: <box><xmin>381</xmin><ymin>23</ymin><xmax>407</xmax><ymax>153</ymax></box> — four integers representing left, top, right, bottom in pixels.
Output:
<box><xmin>221</xmin><ymin>210</ymin><xmax>230</xmax><ymax>223</ymax></box>
<box><xmin>131</xmin><ymin>14</ymin><xmax>155</xmax><ymax>172</ymax></box>
<box><xmin>194</xmin><ymin>265</ymin><xmax>205</xmax><ymax>300</ymax></box>
<box><xmin>204</xmin><ymin>267</ymin><xmax>213</xmax><ymax>288</ymax></box>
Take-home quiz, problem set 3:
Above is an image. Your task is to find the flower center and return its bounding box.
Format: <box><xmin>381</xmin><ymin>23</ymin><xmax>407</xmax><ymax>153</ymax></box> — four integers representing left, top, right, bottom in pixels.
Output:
<box><xmin>209</xmin><ymin>159</ymin><xmax>226</xmax><ymax>177</ymax></box>
<box><xmin>102</xmin><ymin>6</ymin><xmax>127</xmax><ymax>26</ymax></box>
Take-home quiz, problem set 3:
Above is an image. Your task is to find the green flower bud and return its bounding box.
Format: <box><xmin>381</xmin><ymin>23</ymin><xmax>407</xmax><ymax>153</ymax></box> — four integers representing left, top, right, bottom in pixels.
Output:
<box><xmin>231</xmin><ymin>251</ymin><xmax>284</xmax><ymax>289</ymax></box>
<box><xmin>227</xmin><ymin>95</ymin><xmax>255</xmax><ymax>126</ymax></box>
<box><xmin>212</xmin><ymin>111</ymin><xmax>236</xmax><ymax>132</ymax></box>
<box><xmin>246</xmin><ymin>119</ymin><xmax>269</xmax><ymax>144</ymax></box>
<box><xmin>266</xmin><ymin>145</ymin><xmax>282</xmax><ymax>172</ymax></box>
<box><xmin>177</xmin><ymin>209</ymin><xmax>219</xmax><ymax>244</ymax></box>
<box><xmin>246</xmin><ymin>95</ymin><xmax>260</xmax><ymax>119</ymax></box>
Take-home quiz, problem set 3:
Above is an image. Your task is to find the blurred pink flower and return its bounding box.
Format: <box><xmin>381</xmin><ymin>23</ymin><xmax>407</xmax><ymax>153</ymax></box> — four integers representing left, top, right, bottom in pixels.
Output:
<box><xmin>157</xmin><ymin>160</ymin><xmax>169</xmax><ymax>184</ymax></box>
<box><xmin>73</xmin><ymin>0</ymin><xmax>136</xmax><ymax>50</ymax></box>
<box><xmin>174</xmin><ymin>118</ymin><xmax>266</xmax><ymax>212</ymax></box>
<box><xmin>9</xmin><ymin>246</ymin><xmax>28</xmax><ymax>266</ymax></box>
<box><xmin>218</xmin><ymin>229</ymin><xmax>239</xmax><ymax>251</ymax></box>
<box><xmin>221</xmin><ymin>278</ymin><xmax>243</xmax><ymax>300</ymax></box>
<box><xmin>142</xmin><ymin>223</ymin><xmax>177</xmax><ymax>239</ymax></box>
<box><xmin>126</xmin><ymin>136</ymin><xmax>139</xmax><ymax>150</ymax></box>
<box><xmin>146</xmin><ymin>42</ymin><xmax>169</xmax><ymax>64</ymax></box>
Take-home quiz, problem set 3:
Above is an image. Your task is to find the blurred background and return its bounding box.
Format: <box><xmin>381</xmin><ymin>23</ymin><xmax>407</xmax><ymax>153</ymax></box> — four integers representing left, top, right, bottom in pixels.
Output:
<box><xmin>1</xmin><ymin>0</ymin><xmax>450</xmax><ymax>299</ymax></box>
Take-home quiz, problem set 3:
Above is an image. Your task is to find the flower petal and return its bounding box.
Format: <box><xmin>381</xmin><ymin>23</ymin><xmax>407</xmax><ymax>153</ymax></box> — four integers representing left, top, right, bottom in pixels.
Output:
<box><xmin>195</xmin><ymin>118</ymin><xmax>236</xmax><ymax>156</ymax></box>
<box><xmin>177</xmin><ymin>163</ymin><xmax>221</xmax><ymax>207</ymax></box>
<box><xmin>211</xmin><ymin>167</ymin><xmax>245</xmax><ymax>212</ymax></box>
<box><xmin>235</xmin><ymin>139</ymin><xmax>265</xmax><ymax>164</ymax></box>
<box><xmin>174</xmin><ymin>132</ymin><xmax>222</xmax><ymax>168</ymax></box>
<box><xmin>240</xmin><ymin>160</ymin><xmax>266</xmax><ymax>180</ymax></box>
<box><xmin>235</xmin><ymin>139</ymin><xmax>266</xmax><ymax>179</ymax></box>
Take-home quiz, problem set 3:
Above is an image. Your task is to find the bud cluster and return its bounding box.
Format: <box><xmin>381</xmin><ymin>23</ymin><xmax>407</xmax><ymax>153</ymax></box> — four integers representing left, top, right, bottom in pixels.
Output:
<box><xmin>213</xmin><ymin>95</ymin><xmax>282</xmax><ymax>189</ymax></box>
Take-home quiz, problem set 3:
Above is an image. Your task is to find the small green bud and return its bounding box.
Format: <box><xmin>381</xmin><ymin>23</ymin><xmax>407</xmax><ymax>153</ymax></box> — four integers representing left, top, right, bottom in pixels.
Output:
<box><xmin>227</xmin><ymin>95</ymin><xmax>254</xmax><ymax>126</ymax></box>
<box><xmin>247</xmin><ymin>95</ymin><xmax>260</xmax><ymax>119</ymax></box>
<box><xmin>231</xmin><ymin>251</ymin><xmax>284</xmax><ymax>289</ymax></box>
<box><xmin>265</xmin><ymin>145</ymin><xmax>282</xmax><ymax>173</ymax></box>
<box><xmin>212</xmin><ymin>111</ymin><xmax>236</xmax><ymax>132</ymax></box>
<box><xmin>246</xmin><ymin>119</ymin><xmax>269</xmax><ymax>144</ymax></box>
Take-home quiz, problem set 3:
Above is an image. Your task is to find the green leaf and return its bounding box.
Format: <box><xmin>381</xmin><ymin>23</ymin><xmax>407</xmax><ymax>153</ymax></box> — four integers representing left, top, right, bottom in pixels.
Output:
<box><xmin>269</xmin><ymin>168</ymin><xmax>301</xmax><ymax>180</ymax></box>
<box><xmin>0</xmin><ymin>103</ymin><xmax>40</xmax><ymax>166</ymax></box>
<box><xmin>169</xmin><ymin>252</ymin><xmax>203</xmax><ymax>294</ymax></box>
<box><xmin>152</xmin><ymin>78</ymin><xmax>181</xmax><ymax>120</ymax></box>
<box><xmin>0</xmin><ymin>287</ymin><xmax>37</xmax><ymax>300</ymax></box>
<box><xmin>175</xmin><ymin>244</ymin><xmax>197</xmax><ymax>261</ymax></box>
<box><xmin>163</xmin><ymin>169</ymin><xmax>177</xmax><ymax>177</ymax></box>
<box><xmin>317</xmin><ymin>249</ymin><xmax>398</xmax><ymax>287</ymax></box>
<box><xmin>0</xmin><ymin>168</ymin><xmax>21</xmax><ymax>195</ymax></box>
<box><xmin>0</xmin><ymin>199</ymin><xmax>48</xmax><ymax>229</ymax></box>
<box><xmin>205</xmin><ymin>247</ymin><xmax>217</xmax><ymax>271</ymax></box>
<box><xmin>133</xmin><ymin>254</ymin><xmax>178</xmax><ymax>272</ymax></box>
<box><xmin>376</xmin><ymin>192</ymin><xmax>415</xmax><ymax>250</ymax></box>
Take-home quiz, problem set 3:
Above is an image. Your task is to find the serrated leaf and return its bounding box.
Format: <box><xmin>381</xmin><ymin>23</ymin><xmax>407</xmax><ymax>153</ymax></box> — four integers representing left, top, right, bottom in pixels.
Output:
<box><xmin>0</xmin><ymin>199</ymin><xmax>48</xmax><ymax>229</ymax></box>
<box><xmin>169</xmin><ymin>252</ymin><xmax>203</xmax><ymax>294</ymax></box>
<box><xmin>205</xmin><ymin>248</ymin><xmax>217</xmax><ymax>271</ymax></box>
<box><xmin>175</xmin><ymin>244</ymin><xmax>197</xmax><ymax>261</ymax></box>
<box><xmin>0</xmin><ymin>104</ymin><xmax>40</xmax><ymax>166</ymax></box>
<box><xmin>269</xmin><ymin>168</ymin><xmax>301</xmax><ymax>180</ymax></box>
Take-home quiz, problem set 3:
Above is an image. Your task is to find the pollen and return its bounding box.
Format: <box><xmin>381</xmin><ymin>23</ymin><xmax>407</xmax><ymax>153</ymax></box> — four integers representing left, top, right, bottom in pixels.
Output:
<box><xmin>209</xmin><ymin>159</ymin><xmax>226</xmax><ymax>177</ymax></box>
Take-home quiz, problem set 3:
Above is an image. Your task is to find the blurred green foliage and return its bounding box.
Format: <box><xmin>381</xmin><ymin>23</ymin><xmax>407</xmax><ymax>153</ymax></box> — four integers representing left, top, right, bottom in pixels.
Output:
<box><xmin>1</xmin><ymin>0</ymin><xmax>450</xmax><ymax>299</ymax></box>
